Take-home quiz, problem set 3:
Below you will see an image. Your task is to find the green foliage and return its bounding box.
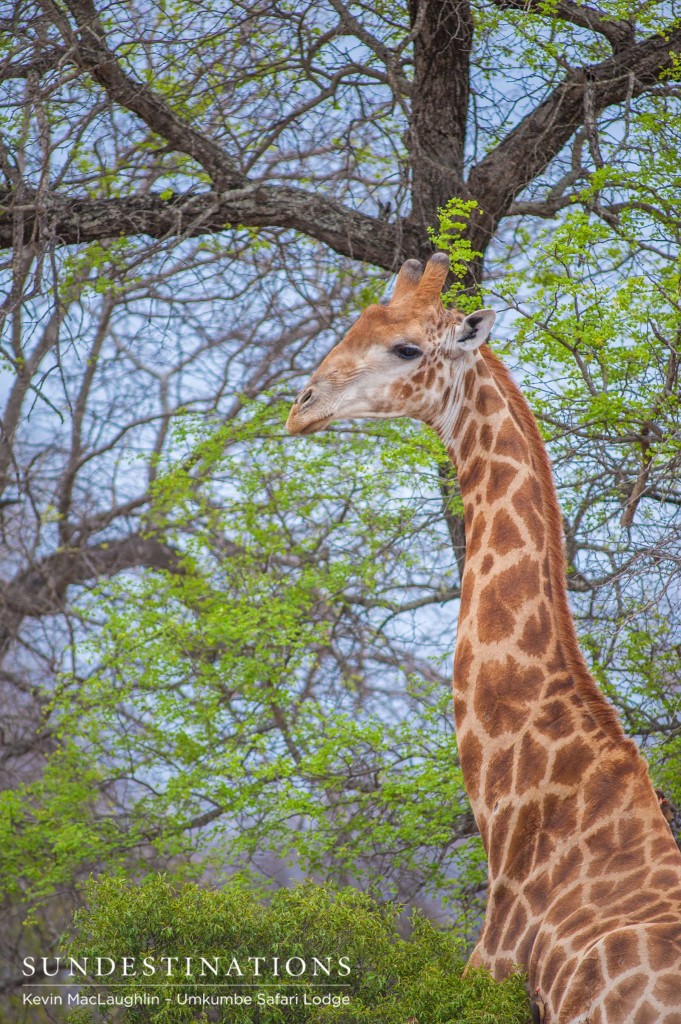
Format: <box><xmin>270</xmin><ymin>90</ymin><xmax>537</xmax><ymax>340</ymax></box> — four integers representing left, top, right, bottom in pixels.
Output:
<box><xmin>1</xmin><ymin>400</ymin><xmax>483</xmax><ymax>922</ymax></box>
<box><xmin>0</xmin><ymin>744</ymin><xmax>118</xmax><ymax>912</ymax></box>
<box><xmin>63</xmin><ymin>877</ymin><xmax>530</xmax><ymax>1024</ymax></box>
<box><xmin>427</xmin><ymin>199</ymin><xmax>483</xmax><ymax>309</ymax></box>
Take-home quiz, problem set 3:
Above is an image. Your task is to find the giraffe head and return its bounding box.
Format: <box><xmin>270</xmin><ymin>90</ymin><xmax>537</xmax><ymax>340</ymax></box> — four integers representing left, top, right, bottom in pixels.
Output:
<box><xmin>286</xmin><ymin>254</ymin><xmax>495</xmax><ymax>435</ymax></box>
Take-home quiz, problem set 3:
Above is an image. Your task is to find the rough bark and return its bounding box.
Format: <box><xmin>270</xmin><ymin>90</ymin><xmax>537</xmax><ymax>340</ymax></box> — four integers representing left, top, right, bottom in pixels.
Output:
<box><xmin>0</xmin><ymin>185</ymin><xmax>422</xmax><ymax>270</ymax></box>
<box><xmin>407</xmin><ymin>0</ymin><xmax>473</xmax><ymax>234</ymax></box>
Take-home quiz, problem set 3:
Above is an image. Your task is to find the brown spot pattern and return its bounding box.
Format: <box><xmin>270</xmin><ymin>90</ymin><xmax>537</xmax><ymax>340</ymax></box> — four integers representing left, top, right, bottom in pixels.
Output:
<box><xmin>502</xmin><ymin>901</ymin><xmax>528</xmax><ymax>949</ymax></box>
<box><xmin>519</xmin><ymin>601</ymin><xmax>552</xmax><ymax>656</ymax></box>
<box><xmin>504</xmin><ymin>800</ymin><xmax>542</xmax><ymax>880</ymax></box>
<box><xmin>454</xmin><ymin>636</ymin><xmax>474</xmax><ymax>693</ymax></box>
<box><xmin>476</xmin><ymin>384</ymin><xmax>505</xmax><ymax>416</ymax></box>
<box><xmin>480</xmin><ymin>423</ymin><xmax>493</xmax><ymax>450</ymax></box>
<box><xmin>535</xmin><ymin>700</ymin><xmax>574</xmax><ymax>740</ymax></box>
<box><xmin>477</xmin><ymin>556</ymin><xmax>541</xmax><ymax>643</ymax></box>
<box><xmin>490</xmin><ymin>508</ymin><xmax>525</xmax><ymax>554</ymax></box>
<box><xmin>543</xmin><ymin>792</ymin><xmax>578</xmax><ymax>839</ymax></box>
<box><xmin>550</xmin><ymin>847</ymin><xmax>583</xmax><ymax>890</ymax></box>
<box><xmin>485</xmin><ymin>460</ymin><xmax>517</xmax><ymax>503</ymax></box>
<box><xmin>633</xmin><ymin>1002</ymin><xmax>657</xmax><ymax>1024</ymax></box>
<box><xmin>459</xmin><ymin>455</ymin><xmax>486</xmax><ymax>494</ymax></box>
<box><xmin>515</xmin><ymin>731</ymin><xmax>548</xmax><ymax>794</ymax></box>
<box><xmin>550</xmin><ymin>737</ymin><xmax>595</xmax><ymax>786</ymax></box>
<box><xmin>605</xmin><ymin>930</ymin><xmax>640</xmax><ymax>976</ymax></box>
<box><xmin>653</xmin><ymin>973</ymin><xmax>681</xmax><ymax>1004</ymax></box>
<box><xmin>459</xmin><ymin>573</ymin><xmax>474</xmax><ymax>621</ymax></box>
<box><xmin>461</xmin><ymin>420</ymin><xmax>478</xmax><ymax>451</ymax></box>
<box><xmin>512</xmin><ymin>478</ymin><xmax>545</xmax><ymax>548</ymax></box>
<box><xmin>485</xmin><ymin>745</ymin><xmax>515</xmax><ymax>805</ymax></box>
<box><xmin>474</xmin><ymin>655</ymin><xmax>544</xmax><ymax>736</ymax></box>
<box><xmin>458</xmin><ymin>731</ymin><xmax>483</xmax><ymax>801</ymax></box>
<box><xmin>467</xmin><ymin>512</ymin><xmax>487</xmax><ymax>559</ymax></box>
<box><xmin>494</xmin><ymin>417</ymin><xmax>530</xmax><ymax>461</ymax></box>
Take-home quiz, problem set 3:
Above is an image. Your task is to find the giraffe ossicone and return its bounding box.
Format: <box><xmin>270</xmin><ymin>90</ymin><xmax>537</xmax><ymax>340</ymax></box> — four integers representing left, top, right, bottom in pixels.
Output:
<box><xmin>286</xmin><ymin>254</ymin><xmax>681</xmax><ymax>1024</ymax></box>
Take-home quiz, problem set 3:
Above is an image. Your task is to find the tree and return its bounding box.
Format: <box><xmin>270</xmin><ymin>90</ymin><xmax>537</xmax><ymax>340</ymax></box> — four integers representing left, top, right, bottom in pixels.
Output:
<box><xmin>1</xmin><ymin>0</ymin><xmax>680</xmax><ymax>1011</ymax></box>
<box><xmin>60</xmin><ymin>877</ymin><xmax>530</xmax><ymax>1023</ymax></box>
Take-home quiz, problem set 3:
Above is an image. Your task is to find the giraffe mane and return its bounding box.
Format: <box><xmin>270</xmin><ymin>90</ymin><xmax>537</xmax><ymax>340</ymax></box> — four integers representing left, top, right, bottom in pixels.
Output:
<box><xmin>480</xmin><ymin>345</ymin><xmax>638</xmax><ymax>753</ymax></box>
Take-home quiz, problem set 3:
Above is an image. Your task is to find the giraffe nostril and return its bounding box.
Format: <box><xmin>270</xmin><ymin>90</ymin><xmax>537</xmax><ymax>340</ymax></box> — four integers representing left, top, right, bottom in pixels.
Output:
<box><xmin>297</xmin><ymin>387</ymin><xmax>314</xmax><ymax>407</ymax></box>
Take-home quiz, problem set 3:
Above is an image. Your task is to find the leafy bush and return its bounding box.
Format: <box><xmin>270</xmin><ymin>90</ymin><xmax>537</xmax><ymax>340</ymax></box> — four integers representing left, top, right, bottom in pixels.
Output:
<box><xmin>65</xmin><ymin>877</ymin><xmax>530</xmax><ymax>1023</ymax></box>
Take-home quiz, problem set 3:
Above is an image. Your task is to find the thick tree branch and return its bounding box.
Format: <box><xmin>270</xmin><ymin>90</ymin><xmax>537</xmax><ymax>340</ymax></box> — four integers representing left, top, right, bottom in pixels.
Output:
<box><xmin>489</xmin><ymin>0</ymin><xmax>634</xmax><ymax>53</ymax></box>
<box><xmin>506</xmin><ymin>196</ymin><xmax>577</xmax><ymax>218</ymax></box>
<box><xmin>62</xmin><ymin>0</ymin><xmax>245</xmax><ymax>189</ymax></box>
<box><xmin>1</xmin><ymin>9</ymin><xmax>678</xmax><ymax>286</ymax></box>
<box><xmin>0</xmin><ymin>185</ymin><xmax>422</xmax><ymax>269</ymax></box>
<box><xmin>0</xmin><ymin>533</ymin><xmax>182</xmax><ymax>653</ymax></box>
<box><xmin>467</xmin><ymin>24</ymin><xmax>681</xmax><ymax>259</ymax></box>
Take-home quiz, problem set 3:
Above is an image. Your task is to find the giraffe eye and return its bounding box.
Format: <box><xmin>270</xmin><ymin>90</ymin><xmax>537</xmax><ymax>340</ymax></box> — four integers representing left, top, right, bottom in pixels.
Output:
<box><xmin>392</xmin><ymin>344</ymin><xmax>422</xmax><ymax>361</ymax></box>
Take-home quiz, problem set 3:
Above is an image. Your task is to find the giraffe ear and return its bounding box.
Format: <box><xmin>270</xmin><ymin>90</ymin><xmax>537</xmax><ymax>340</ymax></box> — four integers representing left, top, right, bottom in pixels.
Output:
<box><xmin>447</xmin><ymin>309</ymin><xmax>496</xmax><ymax>353</ymax></box>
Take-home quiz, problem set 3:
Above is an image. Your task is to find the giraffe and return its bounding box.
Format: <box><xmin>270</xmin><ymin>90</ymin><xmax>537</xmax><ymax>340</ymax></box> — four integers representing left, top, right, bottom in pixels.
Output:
<box><xmin>286</xmin><ymin>253</ymin><xmax>681</xmax><ymax>1024</ymax></box>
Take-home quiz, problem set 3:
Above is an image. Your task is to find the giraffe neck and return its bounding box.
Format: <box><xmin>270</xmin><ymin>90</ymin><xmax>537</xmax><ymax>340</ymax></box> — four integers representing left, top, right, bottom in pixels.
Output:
<box><xmin>429</xmin><ymin>346</ymin><xmax>635</xmax><ymax>854</ymax></box>
<box><xmin>426</xmin><ymin>346</ymin><xmax>681</xmax><ymax>1020</ymax></box>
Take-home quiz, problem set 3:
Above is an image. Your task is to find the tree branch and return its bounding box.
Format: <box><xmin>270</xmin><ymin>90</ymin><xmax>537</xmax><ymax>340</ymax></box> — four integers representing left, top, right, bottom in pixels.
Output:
<box><xmin>0</xmin><ymin>533</ymin><xmax>182</xmax><ymax>653</ymax></box>
<box><xmin>61</xmin><ymin>0</ymin><xmax>245</xmax><ymax>189</ymax></box>
<box><xmin>2</xmin><ymin>7</ymin><xmax>678</xmax><ymax>284</ymax></box>
<box><xmin>467</xmin><ymin>24</ymin><xmax>681</xmax><ymax>256</ymax></box>
<box><xmin>326</xmin><ymin>0</ymin><xmax>412</xmax><ymax>95</ymax></box>
<box><xmin>0</xmin><ymin>45</ymin><xmax>67</xmax><ymax>82</ymax></box>
<box><xmin>488</xmin><ymin>0</ymin><xmax>635</xmax><ymax>53</ymax></box>
<box><xmin>0</xmin><ymin>185</ymin><xmax>422</xmax><ymax>269</ymax></box>
<box><xmin>506</xmin><ymin>196</ymin><xmax>576</xmax><ymax>218</ymax></box>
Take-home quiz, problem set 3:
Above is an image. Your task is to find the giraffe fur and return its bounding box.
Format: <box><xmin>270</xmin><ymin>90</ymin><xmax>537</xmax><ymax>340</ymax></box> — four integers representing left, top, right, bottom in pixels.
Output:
<box><xmin>286</xmin><ymin>254</ymin><xmax>681</xmax><ymax>1023</ymax></box>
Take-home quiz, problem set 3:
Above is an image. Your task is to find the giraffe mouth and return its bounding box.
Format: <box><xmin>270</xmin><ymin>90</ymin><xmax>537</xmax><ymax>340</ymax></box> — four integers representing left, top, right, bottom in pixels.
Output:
<box><xmin>299</xmin><ymin>415</ymin><xmax>333</xmax><ymax>435</ymax></box>
<box><xmin>286</xmin><ymin>413</ymin><xmax>333</xmax><ymax>436</ymax></box>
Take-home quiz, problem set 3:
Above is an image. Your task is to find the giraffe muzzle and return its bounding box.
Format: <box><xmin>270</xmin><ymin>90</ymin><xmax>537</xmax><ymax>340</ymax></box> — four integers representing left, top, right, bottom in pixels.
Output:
<box><xmin>286</xmin><ymin>384</ymin><xmax>333</xmax><ymax>435</ymax></box>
